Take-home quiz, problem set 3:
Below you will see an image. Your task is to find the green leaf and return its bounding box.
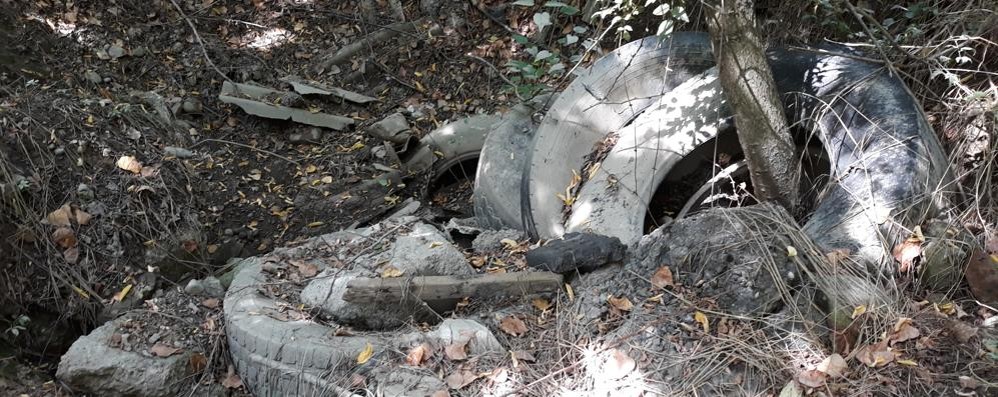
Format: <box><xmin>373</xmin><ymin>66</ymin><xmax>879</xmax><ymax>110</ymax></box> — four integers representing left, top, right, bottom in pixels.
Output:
<box><xmin>652</xmin><ymin>3</ymin><xmax>670</xmax><ymax>16</ymax></box>
<box><xmin>543</xmin><ymin>1</ymin><xmax>568</xmax><ymax>7</ymax></box>
<box><xmin>533</xmin><ymin>12</ymin><xmax>552</xmax><ymax>31</ymax></box>
<box><xmin>512</xmin><ymin>0</ymin><xmax>535</xmax><ymax>6</ymax></box>
<box><xmin>534</xmin><ymin>50</ymin><xmax>553</xmax><ymax>61</ymax></box>
<box><xmin>507</xmin><ymin>60</ymin><xmax>531</xmax><ymax>70</ymax></box>
<box><xmin>513</xmin><ymin>34</ymin><xmax>529</xmax><ymax>44</ymax></box>
<box><xmin>564</xmin><ymin>34</ymin><xmax>578</xmax><ymax>44</ymax></box>
<box><xmin>560</xmin><ymin>5</ymin><xmax>579</xmax><ymax>15</ymax></box>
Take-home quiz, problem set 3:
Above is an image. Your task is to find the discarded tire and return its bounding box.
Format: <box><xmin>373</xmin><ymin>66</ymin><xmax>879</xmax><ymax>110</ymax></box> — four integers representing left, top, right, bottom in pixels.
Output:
<box><xmin>523</xmin><ymin>32</ymin><xmax>716</xmax><ymax>240</ymax></box>
<box><xmin>474</xmin><ymin>94</ymin><xmax>553</xmax><ymax>230</ymax></box>
<box><xmin>523</xmin><ymin>32</ymin><xmax>950</xmax><ymax>268</ymax></box>
<box><xmin>224</xmin><ymin>223</ymin><xmax>503</xmax><ymax>396</ymax></box>
<box><xmin>405</xmin><ymin>114</ymin><xmax>499</xmax><ymax>180</ymax></box>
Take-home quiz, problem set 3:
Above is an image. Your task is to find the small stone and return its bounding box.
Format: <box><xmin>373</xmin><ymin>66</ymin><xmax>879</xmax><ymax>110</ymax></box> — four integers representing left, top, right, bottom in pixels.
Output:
<box><xmin>223</xmin><ymin>229</ymin><xmax>233</xmax><ymax>236</ymax></box>
<box><xmin>131</xmin><ymin>47</ymin><xmax>147</xmax><ymax>57</ymax></box>
<box><xmin>148</xmin><ymin>332</ymin><xmax>161</xmax><ymax>344</ymax></box>
<box><xmin>163</xmin><ymin>146</ymin><xmax>194</xmax><ymax>158</ymax></box>
<box><xmin>107</xmin><ymin>45</ymin><xmax>126</xmax><ymax>59</ymax></box>
<box><xmin>184</xmin><ymin>279</ymin><xmax>205</xmax><ymax>296</ymax></box>
<box><xmin>180</xmin><ymin>98</ymin><xmax>201</xmax><ymax>114</ymax></box>
<box><xmin>83</xmin><ymin>70</ymin><xmax>101</xmax><ymax>84</ymax></box>
<box><xmin>77</xmin><ymin>184</ymin><xmax>95</xmax><ymax>202</ymax></box>
<box><xmin>54</xmin><ymin>147</ymin><xmax>65</xmax><ymax>155</ymax></box>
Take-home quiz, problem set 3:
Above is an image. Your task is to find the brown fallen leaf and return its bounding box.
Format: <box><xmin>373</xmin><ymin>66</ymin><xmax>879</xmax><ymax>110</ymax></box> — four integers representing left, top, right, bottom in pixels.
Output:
<box><xmin>181</xmin><ymin>240</ymin><xmax>198</xmax><ymax>254</ymax></box>
<box><xmin>797</xmin><ymin>369</ymin><xmax>827</xmax><ymax>388</ymax></box>
<box><xmin>604</xmin><ymin>348</ymin><xmax>636</xmax><ymax>380</ymax></box>
<box><xmin>63</xmin><ymin>247</ymin><xmax>80</xmax><ymax>264</ymax></box>
<box><xmin>816</xmin><ymin>353</ymin><xmax>848</xmax><ymax>378</ymax></box>
<box><xmin>855</xmin><ymin>340</ymin><xmax>896</xmax><ymax>368</ymax></box>
<box><xmin>889</xmin><ymin>318</ymin><xmax>921</xmax><ymax>345</ymax></box>
<box><xmin>531</xmin><ymin>297</ymin><xmax>552</xmax><ymax>311</ymax></box>
<box><xmin>499</xmin><ymin>316</ymin><xmax>528</xmax><ymax>337</ymax></box>
<box><xmin>75</xmin><ymin>208</ymin><xmax>92</xmax><ymax>225</ymax></box>
<box><xmin>381</xmin><ymin>266</ymin><xmax>404</xmax><ymax>278</ymax></box>
<box><xmin>893</xmin><ymin>228</ymin><xmax>924</xmax><ymax>273</ymax></box>
<box><xmin>608</xmin><ymin>295</ymin><xmax>633</xmax><ymax>312</ymax></box>
<box><xmin>651</xmin><ymin>266</ymin><xmax>674</xmax><ymax>289</ymax></box>
<box><xmin>46</xmin><ymin>204</ymin><xmax>73</xmax><ymax>227</ymax></box>
<box><xmin>444</xmin><ymin>340</ymin><xmax>468</xmax><ymax>361</ymax></box>
<box><xmin>201</xmin><ymin>298</ymin><xmax>220</xmax><ymax>309</ymax></box>
<box><xmin>221</xmin><ymin>365</ymin><xmax>243</xmax><ymax>389</ymax></box>
<box><xmin>445</xmin><ymin>369</ymin><xmax>478</xmax><ymax>389</ymax></box>
<box><xmin>694</xmin><ymin>311</ymin><xmax>709</xmax><ymax>333</ymax></box>
<box><xmin>52</xmin><ymin>227</ymin><xmax>77</xmax><ymax>248</ymax></box>
<box><xmin>150</xmin><ymin>342</ymin><xmax>181</xmax><ymax>357</ymax></box>
<box><xmin>116</xmin><ymin>155</ymin><xmax>143</xmax><ymax>173</ymax></box>
<box><xmin>406</xmin><ymin>343</ymin><xmax>432</xmax><ymax>366</ymax></box>
<box><xmin>965</xmin><ymin>249</ymin><xmax>998</xmax><ymax>305</ymax></box>
<box><xmin>294</xmin><ymin>261</ymin><xmax>319</xmax><ymax>278</ymax></box>
<box><xmin>948</xmin><ymin>320</ymin><xmax>978</xmax><ymax>343</ymax></box>
<box><xmin>189</xmin><ymin>352</ymin><xmax>208</xmax><ymax>372</ymax></box>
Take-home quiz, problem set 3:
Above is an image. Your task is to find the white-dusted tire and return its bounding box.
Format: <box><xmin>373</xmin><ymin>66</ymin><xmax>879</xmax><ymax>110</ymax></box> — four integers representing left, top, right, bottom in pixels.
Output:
<box><xmin>525</xmin><ymin>32</ymin><xmax>950</xmax><ymax>268</ymax></box>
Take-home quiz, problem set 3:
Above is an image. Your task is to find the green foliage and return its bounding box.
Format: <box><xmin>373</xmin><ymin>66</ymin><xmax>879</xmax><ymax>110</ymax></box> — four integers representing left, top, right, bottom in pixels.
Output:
<box><xmin>505</xmin><ymin>0</ymin><xmax>586</xmax><ymax>98</ymax></box>
<box><xmin>3</xmin><ymin>315</ymin><xmax>29</xmax><ymax>339</ymax></box>
<box><xmin>590</xmin><ymin>0</ymin><xmax>688</xmax><ymax>41</ymax></box>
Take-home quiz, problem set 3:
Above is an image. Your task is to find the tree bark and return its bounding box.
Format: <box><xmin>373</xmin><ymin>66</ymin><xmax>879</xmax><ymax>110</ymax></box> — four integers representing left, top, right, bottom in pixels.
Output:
<box><xmin>705</xmin><ymin>0</ymin><xmax>799</xmax><ymax>211</ymax></box>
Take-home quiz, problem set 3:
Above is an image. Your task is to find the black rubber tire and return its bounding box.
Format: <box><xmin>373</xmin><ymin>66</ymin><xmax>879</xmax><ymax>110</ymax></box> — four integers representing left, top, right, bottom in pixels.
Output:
<box><xmin>523</xmin><ymin>32</ymin><xmax>950</xmax><ymax>267</ymax></box>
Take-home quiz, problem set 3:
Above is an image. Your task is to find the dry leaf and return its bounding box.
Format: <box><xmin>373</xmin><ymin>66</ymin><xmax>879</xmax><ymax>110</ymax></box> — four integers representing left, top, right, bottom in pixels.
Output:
<box><xmin>565</xmin><ymin>283</ymin><xmax>574</xmax><ymax>301</ymax></box>
<box><xmin>608</xmin><ymin>295</ymin><xmax>633</xmax><ymax>312</ymax></box>
<box><xmin>694</xmin><ymin>311</ymin><xmax>709</xmax><ymax>333</ymax></box>
<box><xmin>444</xmin><ymin>340</ymin><xmax>468</xmax><ymax>361</ymax></box>
<box><xmin>406</xmin><ymin>343</ymin><xmax>432</xmax><ymax>366</ymax></box>
<box><xmin>181</xmin><ymin>239</ymin><xmax>198</xmax><ymax>254</ymax></box>
<box><xmin>112</xmin><ymin>284</ymin><xmax>133</xmax><ymax>302</ymax></box>
<box><xmin>63</xmin><ymin>247</ymin><xmax>80</xmax><ymax>264</ymax></box>
<box><xmin>948</xmin><ymin>320</ymin><xmax>978</xmax><ymax>343</ymax></box>
<box><xmin>651</xmin><ymin>266</ymin><xmax>674</xmax><ymax>289</ymax></box>
<box><xmin>294</xmin><ymin>261</ymin><xmax>319</xmax><ymax>278</ymax></box>
<box><xmin>52</xmin><ymin>227</ymin><xmax>77</xmax><ymax>248</ymax></box>
<box><xmin>75</xmin><ymin>209</ymin><xmax>92</xmax><ymax>225</ymax></box>
<box><xmin>959</xmin><ymin>376</ymin><xmax>980</xmax><ymax>390</ymax></box>
<box><xmin>381</xmin><ymin>266</ymin><xmax>404</xmax><ymax>278</ymax></box>
<box><xmin>797</xmin><ymin>369</ymin><xmax>826</xmax><ymax>388</ymax></box>
<box><xmin>531</xmin><ymin>297</ymin><xmax>552</xmax><ymax>311</ymax></box>
<box><xmin>966</xmin><ymin>249</ymin><xmax>998</xmax><ymax>305</ymax></box>
<box><xmin>445</xmin><ymin>370</ymin><xmax>478</xmax><ymax>389</ymax></box>
<box><xmin>116</xmin><ymin>155</ymin><xmax>143</xmax><ymax>173</ymax></box>
<box><xmin>604</xmin><ymin>348</ymin><xmax>636</xmax><ymax>380</ymax></box>
<box><xmin>499</xmin><ymin>316</ymin><xmax>527</xmax><ymax>337</ymax></box>
<box><xmin>221</xmin><ymin>365</ymin><xmax>243</xmax><ymax>389</ymax></box>
<box><xmin>357</xmin><ymin>343</ymin><xmax>374</xmax><ymax>364</ymax></box>
<box><xmin>851</xmin><ymin>304</ymin><xmax>867</xmax><ymax>319</ymax></box>
<box><xmin>189</xmin><ymin>352</ymin><xmax>208</xmax><ymax>372</ymax></box>
<box><xmin>46</xmin><ymin>204</ymin><xmax>73</xmax><ymax>227</ymax></box>
<box><xmin>816</xmin><ymin>353</ymin><xmax>848</xmax><ymax>378</ymax></box>
<box><xmin>201</xmin><ymin>298</ymin><xmax>220</xmax><ymax>309</ymax></box>
<box><xmin>892</xmin><ymin>233</ymin><xmax>923</xmax><ymax>273</ymax></box>
<box><xmin>150</xmin><ymin>342</ymin><xmax>181</xmax><ymax>357</ymax></box>
<box><xmin>500</xmin><ymin>238</ymin><xmax>520</xmax><ymax>250</ymax></box>
<box><xmin>896</xmin><ymin>358</ymin><xmax>918</xmax><ymax>366</ymax></box>
<box><xmin>855</xmin><ymin>341</ymin><xmax>895</xmax><ymax>367</ymax></box>
<box><xmin>889</xmin><ymin>318</ymin><xmax>920</xmax><ymax>345</ymax></box>
<box><xmin>787</xmin><ymin>246</ymin><xmax>798</xmax><ymax>257</ymax></box>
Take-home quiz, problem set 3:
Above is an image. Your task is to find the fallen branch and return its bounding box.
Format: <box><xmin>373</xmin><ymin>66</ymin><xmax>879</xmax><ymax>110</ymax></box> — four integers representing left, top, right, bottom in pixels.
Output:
<box><xmin>168</xmin><ymin>0</ymin><xmax>231</xmax><ymax>83</ymax></box>
<box><xmin>342</xmin><ymin>271</ymin><xmax>563</xmax><ymax>303</ymax></box>
<box><xmin>316</xmin><ymin>21</ymin><xmax>418</xmax><ymax>73</ymax></box>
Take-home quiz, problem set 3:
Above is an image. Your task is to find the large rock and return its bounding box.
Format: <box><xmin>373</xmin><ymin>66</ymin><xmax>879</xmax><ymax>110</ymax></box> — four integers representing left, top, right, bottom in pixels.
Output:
<box><xmin>57</xmin><ymin>319</ymin><xmax>192</xmax><ymax>397</ymax></box>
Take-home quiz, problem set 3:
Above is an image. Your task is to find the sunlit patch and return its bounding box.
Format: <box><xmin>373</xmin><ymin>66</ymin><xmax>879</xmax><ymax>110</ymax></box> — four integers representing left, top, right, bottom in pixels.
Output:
<box><xmin>25</xmin><ymin>13</ymin><xmax>78</xmax><ymax>37</ymax></box>
<box><xmin>237</xmin><ymin>27</ymin><xmax>294</xmax><ymax>51</ymax></box>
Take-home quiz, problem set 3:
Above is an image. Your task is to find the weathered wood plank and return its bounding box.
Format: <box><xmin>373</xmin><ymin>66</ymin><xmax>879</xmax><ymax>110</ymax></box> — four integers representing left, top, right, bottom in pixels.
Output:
<box><xmin>342</xmin><ymin>271</ymin><xmax>563</xmax><ymax>303</ymax></box>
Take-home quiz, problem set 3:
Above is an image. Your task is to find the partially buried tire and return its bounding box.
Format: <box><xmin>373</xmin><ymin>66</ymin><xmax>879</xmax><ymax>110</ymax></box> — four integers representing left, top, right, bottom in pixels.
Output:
<box><xmin>524</xmin><ymin>32</ymin><xmax>950</xmax><ymax>268</ymax></box>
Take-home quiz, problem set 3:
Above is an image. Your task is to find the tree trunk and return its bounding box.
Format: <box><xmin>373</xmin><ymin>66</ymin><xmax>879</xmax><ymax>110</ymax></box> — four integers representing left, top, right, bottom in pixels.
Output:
<box><xmin>705</xmin><ymin>0</ymin><xmax>799</xmax><ymax>211</ymax></box>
